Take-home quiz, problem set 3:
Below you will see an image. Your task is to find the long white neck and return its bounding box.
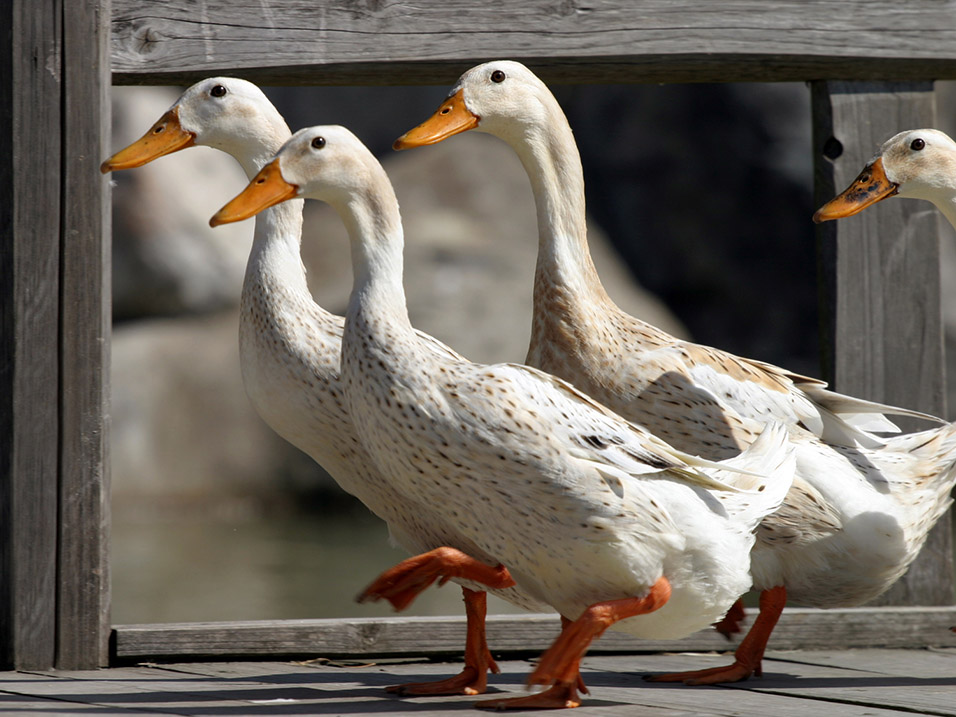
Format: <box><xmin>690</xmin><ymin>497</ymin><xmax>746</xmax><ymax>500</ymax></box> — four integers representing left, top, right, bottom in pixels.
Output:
<box><xmin>334</xmin><ymin>168</ymin><xmax>410</xmax><ymax>332</ymax></box>
<box><xmin>503</xmin><ymin>103</ymin><xmax>610</xmax><ymax>307</ymax></box>
<box><xmin>224</xmin><ymin>122</ymin><xmax>309</xmax><ymax>302</ymax></box>
<box><xmin>928</xmin><ymin>190</ymin><xmax>956</xmax><ymax>230</ymax></box>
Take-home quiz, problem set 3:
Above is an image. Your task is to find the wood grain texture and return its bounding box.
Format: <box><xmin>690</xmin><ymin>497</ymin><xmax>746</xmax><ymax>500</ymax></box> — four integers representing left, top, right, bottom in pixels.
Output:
<box><xmin>58</xmin><ymin>0</ymin><xmax>112</xmax><ymax>670</ymax></box>
<box><xmin>0</xmin><ymin>0</ymin><xmax>63</xmax><ymax>670</ymax></box>
<box><xmin>8</xmin><ymin>651</ymin><xmax>956</xmax><ymax>717</ymax></box>
<box><xmin>109</xmin><ymin>0</ymin><xmax>956</xmax><ymax>86</ymax></box>
<box><xmin>111</xmin><ymin>607</ymin><xmax>956</xmax><ymax>661</ymax></box>
<box><xmin>812</xmin><ymin>81</ymin><xmax>953</xmax><ymax>607</ymax></box>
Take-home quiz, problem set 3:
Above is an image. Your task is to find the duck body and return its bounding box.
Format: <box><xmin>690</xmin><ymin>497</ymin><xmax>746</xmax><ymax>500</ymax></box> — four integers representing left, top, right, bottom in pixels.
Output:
<box><xmin>395</xmin><ymin>61</ymin><xmax>956</xmax><ymax>683</ymax></box>
<box><xmin>101</xmin><ymin>78</ymin><xmax>543</xmax><ymax>614</ymax></box>
<box><xmin>225</xmin><ymin>125</ymin><xmax>795</xmax><ymax>650</ymax></box>
<box><xmin>344</xmin><ymin>304</ymin><xmax>790</xmax><ymax>638</ymax></box>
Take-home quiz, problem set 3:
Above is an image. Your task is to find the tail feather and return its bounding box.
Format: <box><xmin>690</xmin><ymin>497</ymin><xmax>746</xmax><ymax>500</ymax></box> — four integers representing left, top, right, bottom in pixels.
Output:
<box><xmin>706</xmin><ymin>423</ymin><xmax>795</xmax><ymax>531</ymax></box>
<box><xmin>808</xmin><ymin>386</ymin><xmax>945</xmax><ymax>430</ymax></box>
<box><xmin>875</xmin><ymin>422</ymin><xmax>956</xmax><ymax>551</ymax></box>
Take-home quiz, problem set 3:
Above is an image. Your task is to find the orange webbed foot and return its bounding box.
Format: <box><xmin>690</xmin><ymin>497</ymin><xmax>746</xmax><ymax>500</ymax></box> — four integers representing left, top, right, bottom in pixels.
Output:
<box><xmin>477</xmin><ymin>683</ymin><xmax>583</xmax><ymax>711</ymax></box>
<box><xmin>645</xmin><ymin>659</ymin><xmax>757</xmax><ymax>685</ymax></box>
<box><xmin>388</xmin><ymin>665</ymin><xmax>490</xmax><ymax>696</ymax></box>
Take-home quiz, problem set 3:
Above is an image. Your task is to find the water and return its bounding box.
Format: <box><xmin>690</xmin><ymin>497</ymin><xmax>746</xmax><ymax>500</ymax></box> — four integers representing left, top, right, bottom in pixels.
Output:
<box><xmin>112</xmin><ymin>499</ymin><xmax>956</xmax><ymax>625</ymax></box>
<box><xmin>111</xmin><ymin>504</ymin><xmax>529</xmax><ymax>625</ymax></box>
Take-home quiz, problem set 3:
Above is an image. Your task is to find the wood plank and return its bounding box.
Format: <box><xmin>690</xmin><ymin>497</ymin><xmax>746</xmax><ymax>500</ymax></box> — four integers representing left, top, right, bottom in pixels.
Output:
<box><xmin>57</xmin><ymin>0</ymin><xmax>112</xmax><ymax>671</ymax></box>
<box><xmin>0</xmin><ymin>0</ymin><xmax>63</xmax><ymax>670</ymax></box>
<box><xmin>601</xmin><ymin>652</ymin><xmax>956</xmax><ymax>717</ymax></box>
<box><xmin>111</xmin><ymin>607</ymin><xmax>956</xmax><ymax>661</ymax></box>
<box><xmin>765</xmin><ymin>647</ymin><xmax>956</xmax><ymax>678</ymax></box>
<box><xmin>109</xmin><ymin>0</ymin><xmax>956</xmax><ymax>86</ymax></box>
<box><xmin>583</xmin><ymin>654</ymin><xmax>916</xmax><ymax>717</ymax></box>
<box><xmin>6</xmin><ymin>654</ymin><xmax>950</xmax><ymax>717</ymax></box>
<box><xmin>725</xmin><ymin>656</ymin><xmax>956</xmax><ymax>716</ymax></box>
<box><xmin>811</xmin><ymin>81</ymin><xmax>953</xmax><ymax>606</ymax></box>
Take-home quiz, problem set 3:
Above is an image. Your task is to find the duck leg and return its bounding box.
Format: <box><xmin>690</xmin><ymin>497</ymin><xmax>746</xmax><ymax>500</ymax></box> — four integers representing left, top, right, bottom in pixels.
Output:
<box><xmin>387</xmin><ymin>588</ymin><xmax>501</xmax><ymax>695</ymax></box>
<box><xmin>358</xmin><ymin>548</ymin><xmax>516</xmax><ymax>696</ymax></box>
<box><xmin>646</xmin><ymin>585</ymin><xmax>786</xmax><ymax>685</ymax></box>
<box><xmin>712</xmin><ymin>598</ymin><xmax>746</xmax><ymax>639</ymax></box>
<box><xmin>358</xmin><ymin>546</ymin><xmax>515</xmax><ymax>611</ymax></box>
<box><xmin>478</xmin><ymin>615</ymin><xmax>590</xmax><ymax>711</ymax></box>
<box><xmin>479</xmin><ymin>577</ymin><xmax>671</xmax><ymax>710</ymax></box>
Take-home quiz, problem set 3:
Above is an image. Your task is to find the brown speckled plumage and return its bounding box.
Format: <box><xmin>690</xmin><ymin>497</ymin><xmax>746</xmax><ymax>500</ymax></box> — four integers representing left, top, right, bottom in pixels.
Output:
<box><xmin>427</xmin><ymin>61</ymin><xmax>956</xmax><ymax>611</ymax></box>
<box><xmin>263</xmin><ymin>124</ymin><xmax>795</xmax><ymax>643</ymax></box>
<box><xmin>118</xmin><ymin>78</ymin><xmax>542</xmax><ymax>611</ymax></box>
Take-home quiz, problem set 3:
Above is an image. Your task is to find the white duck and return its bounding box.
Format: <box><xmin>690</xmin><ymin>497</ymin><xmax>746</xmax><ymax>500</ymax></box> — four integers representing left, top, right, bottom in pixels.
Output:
<box><xmin>393</xmin><ymin>60</ymin><xmax>956</xmax><ymax>685</ymax></box>
<box><xmin>210</xmin><ymin>124</ymin><xmax>796</xmax><ymax>709</ymax></box>
<box><xmin>814</xmin><ymin>128</ymin><xmax>956</xmax><ymax>228</ymax></box>
<box><xmin>101</xmin><ymin>77</ymin><xmax>552</xmax><ymax>697</ymax></box>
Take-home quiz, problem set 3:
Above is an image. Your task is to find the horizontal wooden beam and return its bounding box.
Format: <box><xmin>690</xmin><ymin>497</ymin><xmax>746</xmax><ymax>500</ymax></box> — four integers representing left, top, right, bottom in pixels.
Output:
<box><xmin>111</xmin><ymin>0</ymin><xmax>956</xmax><ymax>86</ymax></box>
<box><xmin>112</xmin><ymin>607</ymin><xmax>956</xmax><ymax>662</ymax></box>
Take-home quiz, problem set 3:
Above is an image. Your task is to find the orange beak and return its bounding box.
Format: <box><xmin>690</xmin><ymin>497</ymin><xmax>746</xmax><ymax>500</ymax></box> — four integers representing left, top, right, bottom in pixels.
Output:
<box><xmin>100</xmin><ymin>108</ymin><xmax>196</xmax><ymax>173</ymax></box>
<box><xmin>209</xmin><ymin>158</ymin><xmax>298</xmax><ymax>227</ymax></box>
<box><xmin>393</xmin><ymin>89</ymin><xmax>479</xmax><ymax>150</ymax></box>
<box><xmin>813</xmin><ymin>156</ymin><xmax>899</xmax><ymax>223</ymax></box>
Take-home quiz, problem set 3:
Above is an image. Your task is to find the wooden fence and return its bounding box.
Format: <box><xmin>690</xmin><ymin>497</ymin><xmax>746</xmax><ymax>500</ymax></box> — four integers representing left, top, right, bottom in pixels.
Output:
<box><xmin>3</xmin><ymin>0</ymin><xmax>956</xmax><ymax>670</ymax></box>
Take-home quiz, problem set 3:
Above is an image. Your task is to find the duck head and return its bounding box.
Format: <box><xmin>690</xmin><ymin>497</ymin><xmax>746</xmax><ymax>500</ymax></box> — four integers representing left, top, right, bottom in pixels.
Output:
<box><xmin>101</xmin><ymin>77</ymin><xmax>287</xmax><ymax>173</ymax></box>
<box><xmin>813</xmin><ymin>128</ymin><xmax>956</xmax><ymax>224</ymax></box>
<box><xmin>394</xmin><ymin>60</ymin><xmax>558</xmax><ymax>150</ymax></box>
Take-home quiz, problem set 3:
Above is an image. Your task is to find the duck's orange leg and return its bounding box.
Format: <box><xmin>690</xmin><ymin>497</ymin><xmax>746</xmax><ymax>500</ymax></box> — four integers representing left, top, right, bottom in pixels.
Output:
<box><xmin>479</xmin><ymin>577</ymin><xmax>671</xmax><ymax>710</ymax></box>
<box><xmin>712</xmin><ymin>598</ymin><xmax>746</xmax><ymax>639</ymax></box>
<box><xmin>357</xmin><ymin>546</ymin><xmax>515</xmax><ymax>612</ymax></box>
<box><xmin>388</xmin><ymin>588</ymin><xmax>501</xmax><ymax>696</ymax></box>
<box><xmin>358</xmin><ymin>548</ymin><xmax>516</xmax><ymax>696</ymax></box>
<box><xmin>646</xmin><ymin>585</ymin><xmax>786</xmax><ymax>685</ymax></box>
<box><xmin>478</xmin><ymin>616</ymin><xmax>590</xmax><ymax>711</ymax></box>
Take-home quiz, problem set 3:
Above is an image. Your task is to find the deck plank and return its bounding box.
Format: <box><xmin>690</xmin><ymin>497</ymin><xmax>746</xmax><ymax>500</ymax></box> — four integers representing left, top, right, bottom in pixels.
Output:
<box><xmin>4</xmin><ymin>650</ymin><xmax>954</xmax><ymax>715</ymax></box>
<box><xmin>767</xmin><ymin>647</ymin><xmax>956</xmax><ymax>678</ymax></box>
<box><xmin>112</xmin><ymin>607</ymin><xmax>956</xmax><ymax>661</ymax></box>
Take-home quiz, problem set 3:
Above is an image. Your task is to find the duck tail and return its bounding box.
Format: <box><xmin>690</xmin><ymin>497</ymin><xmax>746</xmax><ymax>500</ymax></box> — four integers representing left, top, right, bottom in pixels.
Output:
<box><xmin>707</xmin><ymin>423</ymin><xmax>796</xmax><ymax>531</ymax></box>
<box><xmin>882</xmin><ymin>421</ymin><xmax>956</xmax><ymax>523</ymax></box>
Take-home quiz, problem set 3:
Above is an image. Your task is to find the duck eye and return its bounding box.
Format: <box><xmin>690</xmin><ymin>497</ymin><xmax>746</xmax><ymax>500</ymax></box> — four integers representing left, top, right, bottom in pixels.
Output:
<box><xmin>311</xmin><ymin>136</ymin><xmax>326</xmax><ymax>150</ymax></box>
<box><xmin>491</xmin><ymin>69</ymin><xmax>506</xmax><ymax>83</ymax></box>
<box><xmin>910</xmin><ymin>138</ymin><xmax>925</xmax><ymax>151</ymax></box>
<box><xmin>210</xmin><ymin>84</ymin><xmax>227</xmax><ymax>98</ymax></box>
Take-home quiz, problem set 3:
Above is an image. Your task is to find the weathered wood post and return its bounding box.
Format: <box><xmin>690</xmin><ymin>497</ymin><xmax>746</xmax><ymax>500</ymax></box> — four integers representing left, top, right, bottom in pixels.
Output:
<box><xmin>0</xmin><ymin>0</ymin><xmax>111</xmax><ymax>670</ymax></box>
<box><xmin>812</xmin><ymin>81</ymin><xmax>953</xmax><ymax>606</ymax></box>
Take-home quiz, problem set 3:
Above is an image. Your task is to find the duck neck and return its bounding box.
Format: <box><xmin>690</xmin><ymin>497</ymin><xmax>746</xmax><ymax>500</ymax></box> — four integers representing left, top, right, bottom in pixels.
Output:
<box><xmin>244</xmin><ymin>199</ymin><xmax>308</xmax><ymax>298</ymax></box>
<box><xmin>508</xmin><ymin>106</ymin><xmax>613</xmax><ymax>313</ymax></box>
<box><xmin>230</xmin><ymin>124</ymin><xmax>311</xmax><ymax>305</ymax></box>
<box><xmin>934</xmin><ymin>191</ymin><xmax>956</xmax><ymax>230</ymax></box>
<box><xmin>338</xmin><ymin>172</ymin><xmax>411</xmax><ymax>337</ymax></box>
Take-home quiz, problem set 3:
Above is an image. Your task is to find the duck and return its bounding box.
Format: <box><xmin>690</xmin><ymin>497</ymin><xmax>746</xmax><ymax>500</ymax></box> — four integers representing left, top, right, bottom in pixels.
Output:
<box><xmin>392</xmin><ymin>60</ymin><xmax>956</xmax><ymax>685</ymax></box>
<box><xmin>100</xmin><ymin>77</ymin><xmax>552</xmax><ymax>697</ymax></box>
<box><xmin>813</xmin><ymin>128</ymin><xmax>956</xmax><ymax>228</ymax></box>
<box><xmin>209</xmin><ymin>123</ymin><xmax>796</xmax><ymax>709</ymax></box>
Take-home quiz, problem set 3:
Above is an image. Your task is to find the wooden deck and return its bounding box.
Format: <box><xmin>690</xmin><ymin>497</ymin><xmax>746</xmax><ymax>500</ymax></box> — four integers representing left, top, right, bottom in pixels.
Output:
<box><xmin>3</xmin><ymin>648</ymin><xmax>955</xmax><ymax>715</ymax></box>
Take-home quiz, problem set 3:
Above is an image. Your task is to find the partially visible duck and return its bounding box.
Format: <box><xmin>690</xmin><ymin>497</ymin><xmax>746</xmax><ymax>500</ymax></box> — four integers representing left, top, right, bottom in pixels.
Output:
<box><xmin>101</xmin><ymin>78</ymin><xmax>548</xmax><ymax>697</ymax></box>
<box><xmin>814</xmin><ymin>128</ymin><xmax>956</xmax><ymax>228</ymax></box>
<box><xmin>210</xmin><ymin>124</ymin><xmax>796</xmax><ymax>709</ymax></box>
<box><xmin>393</xmin><ymin>61</ymin><xmax>956</xmax><ymax>685</ymax></box>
